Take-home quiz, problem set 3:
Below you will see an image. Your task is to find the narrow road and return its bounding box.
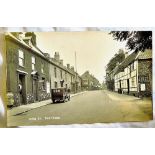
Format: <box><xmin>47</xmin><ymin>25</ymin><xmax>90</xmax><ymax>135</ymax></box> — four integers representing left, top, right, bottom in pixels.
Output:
<box><xmin>8</xmin><ymin>90</ymin><xmax>153</xmax><ymax>126</ymax></box>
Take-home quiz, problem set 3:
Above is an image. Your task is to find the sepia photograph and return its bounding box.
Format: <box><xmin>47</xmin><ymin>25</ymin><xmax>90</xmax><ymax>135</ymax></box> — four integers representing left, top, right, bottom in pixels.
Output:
<box><xmin>3</xmin><ymin>30</ymin><xmax>152</xmax><ymax>127</ymax></box>
<box><xmin>0</xmin><ymin>2</ymin><xmax>155</xmax><ymax>155</ymax></box>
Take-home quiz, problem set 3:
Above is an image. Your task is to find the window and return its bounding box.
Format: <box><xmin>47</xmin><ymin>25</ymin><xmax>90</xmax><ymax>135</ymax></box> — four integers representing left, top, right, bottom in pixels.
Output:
<box><xmin>121</xmin><ymin>80</ymin><xmax>124</xmax><ymax>87</ymax></box>
<box><xmin>41</xmin><ymin>63</ymin><xmax>44</xmax><ymax>73</ymax></box>
<box><xmin>54</xmin><ymin>82</ymin><xmax>57</xmax><ymax>88</ymax></box>
<box><xmin>54</xmin><ymin>67</ymin><xmax>57</xmax><ymax>78</ymax></box>
<box><xmin>60</xmin><ymin>70</ymin><xmax>63</xmax><ymax>79</ymax></box>
<box><xmin>18</xmin><ymin>50</ymin><xmax>24</xmax><ymax>67</ymax></box>
<box><xmin>60</xmin><ymin>81</ymin><xmax>63</xmax><ymax>87</ymax></box>
<box><xmin>65</xmin><ymin>72</ymin><xmax>67</xmax><ymax>81</ymax></box>
<box><xmin>31</xmin><ymin>56</ymin><xmax>36</xmax><ymax>70</ymax></box>
<box><xmin>131</xmin><ymin>77</ymin><xmax>135</xmax><ymax>87</ymax></box>
<box><xmin>130</xmin><ymin>63</ymin><xmax>134</xmax><ymax>72</ymax></box>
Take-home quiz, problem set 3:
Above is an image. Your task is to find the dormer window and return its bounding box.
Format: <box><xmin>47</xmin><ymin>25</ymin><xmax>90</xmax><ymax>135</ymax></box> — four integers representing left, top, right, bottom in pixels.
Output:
<box><xmin>18</xmin><ymin>50</ymin><xmax>24</xmax><ymax>67</ymax></box>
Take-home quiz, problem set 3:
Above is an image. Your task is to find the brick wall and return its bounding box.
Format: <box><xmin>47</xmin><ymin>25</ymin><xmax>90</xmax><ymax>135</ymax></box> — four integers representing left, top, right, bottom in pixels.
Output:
<box><xmin>138</xmin><ymin>59</ymin><xmax>152</xmax><ymax>96</ymax></box>
<box><xmin>6</xmin><ymin>37</ymin><xmax>51</xmax><ymax>106</ymax></box>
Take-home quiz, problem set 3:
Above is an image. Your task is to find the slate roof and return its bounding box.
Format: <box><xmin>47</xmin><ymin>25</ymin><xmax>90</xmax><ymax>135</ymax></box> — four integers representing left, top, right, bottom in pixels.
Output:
<box><xmin>114</xmin><ymin>52</ymin><xmax>138</xmax><ymax>74</ymax></box>
<box><xmin>6</xmin><ymin>33</ymin><xmax>45</xmax><ymax>57</ymax></box>
<box><xmin>6</xmin><ymin>33</ymin><xmax>80</xmax><ymax>76</ymax></box>
<box><xmin>114</xmin><ymin>49</ymin><xmax>152</xmax><ymax>74</ymax></box>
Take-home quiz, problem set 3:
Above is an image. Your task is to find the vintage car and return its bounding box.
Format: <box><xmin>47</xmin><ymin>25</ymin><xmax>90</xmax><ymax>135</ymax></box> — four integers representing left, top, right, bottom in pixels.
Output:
<box><xmin>51</xmin><ymin>88</ymin><xmax>70</xmax><ymax>103</ymax></box>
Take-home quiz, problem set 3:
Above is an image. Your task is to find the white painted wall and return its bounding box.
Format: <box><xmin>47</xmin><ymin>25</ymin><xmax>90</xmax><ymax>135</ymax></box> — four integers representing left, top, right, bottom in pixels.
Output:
<box><xmin>114</xmin><ymin>60</ymin><xmax>138</xmax><ymax>93</ymax></box>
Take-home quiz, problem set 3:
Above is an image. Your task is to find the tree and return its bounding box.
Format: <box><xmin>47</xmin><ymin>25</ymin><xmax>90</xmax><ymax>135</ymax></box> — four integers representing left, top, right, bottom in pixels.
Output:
<box><xmin>106</xmin><ymin>50</ymin><xmax>125</xmax><ymax>72</ymax></box>
<box><xmin>110</xmin><ymin>31</ymin><xmax>152</xmax><ymax>52</ymax></box>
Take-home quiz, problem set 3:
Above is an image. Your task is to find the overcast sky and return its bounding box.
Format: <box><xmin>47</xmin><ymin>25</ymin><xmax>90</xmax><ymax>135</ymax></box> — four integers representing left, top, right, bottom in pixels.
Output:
<box><xmin>35</xmin><ymin>32</ymin><xmax>127</xmax><ymax>83</ymax></box>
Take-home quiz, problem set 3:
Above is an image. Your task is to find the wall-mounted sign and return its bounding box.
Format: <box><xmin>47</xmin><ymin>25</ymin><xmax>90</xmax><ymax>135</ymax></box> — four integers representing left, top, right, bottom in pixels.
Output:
<box><xmin>141</xmin><ymin>83</ymin><xmax>146</xmax><ymax>91</ymax></box>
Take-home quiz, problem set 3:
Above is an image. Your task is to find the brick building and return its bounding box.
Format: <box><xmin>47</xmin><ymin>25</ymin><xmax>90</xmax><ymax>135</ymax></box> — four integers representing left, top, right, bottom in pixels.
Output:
<box><xmin>81</xmin><ymin>71</ymin><xmax>101</xmax><ymax>90</ymax></box>
<box><xmin>50</xmin><ymin>52</ymin><xmax>82</xmax><ymax>93</ymax></box>
<box><xmin>114</xmin><ymin>49</ymin><xmax>152</xmax><ymax>97</ymax></box>
<box><xmin>6</xmin><ymin>32</ymin><xmax>51</xmax><ymax>106</ymax></box>
<box><xmin>6</xmin><ymin>32</ymin><xmax>82</xmax><ymax>106</ymax></box>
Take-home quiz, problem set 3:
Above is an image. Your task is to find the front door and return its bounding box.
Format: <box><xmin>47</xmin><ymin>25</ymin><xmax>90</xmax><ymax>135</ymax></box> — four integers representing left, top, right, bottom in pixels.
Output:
<box><xmin>18</xmin><ymin>74</ymin><xmax>26</xmax><ymax>105</ymax></box>
<box><xmin>33</xmin><ymin>79</ymin><xmax>38</xmax><ymax>101</ymax></box>
<box><xmin>119</xmin><ymin>80</ymin><xmax>121</xmax><ymax>89</ymax></box>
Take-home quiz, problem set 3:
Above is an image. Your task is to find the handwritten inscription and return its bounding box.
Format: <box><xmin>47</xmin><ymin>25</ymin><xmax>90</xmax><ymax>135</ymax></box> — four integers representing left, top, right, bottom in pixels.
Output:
<box><xmin>28</xmin><ymin>116</ymin><xmax>61</xmax><ymax>121</ymax></box>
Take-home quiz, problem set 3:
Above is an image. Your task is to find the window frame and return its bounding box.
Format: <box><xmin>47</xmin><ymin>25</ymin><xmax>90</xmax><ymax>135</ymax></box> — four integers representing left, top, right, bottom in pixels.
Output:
<box><xmin>31</xmin><ymin>56</ymin><xmax>36</xmax><ymax>71</ymax></box>
<box><xmin>54</xmin><ymin>67</ymin><xmax>57</xmax><ymax>78</ymax></box>
<box><xmin>18</xmin><ymin>50</ymin><xmax>25</xmax><ymax>67</ymax></box>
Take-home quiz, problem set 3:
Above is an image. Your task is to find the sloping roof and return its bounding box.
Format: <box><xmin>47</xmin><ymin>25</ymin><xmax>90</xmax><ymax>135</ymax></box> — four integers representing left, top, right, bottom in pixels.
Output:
<box><xmin>114</xmin><ymin>52</ymin><xmax>138</xmax><ymax>74</ymax></box>
<box><xmin>138</xmin><ymin>49</ymin><xmax>152</xmax><ymax>60</ymax></box>
<box><xmin>114</xmin><ymin>49</ymin><xmax>152</xmax><ymax>75</ymax></box>
<box><xmin>6</xmin><ymin>33</ymin><xmax>83</xmax><ymax>77</ymax></box>
<box><xmin>6</xmin><ymin>33</ymin><xmax>45</xmax><ymax>57</ymax></box>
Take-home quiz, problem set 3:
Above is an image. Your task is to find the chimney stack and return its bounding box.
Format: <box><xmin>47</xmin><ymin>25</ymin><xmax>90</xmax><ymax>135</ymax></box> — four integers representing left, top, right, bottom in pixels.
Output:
<box><xmin>59</xmin><ymin>59</ymin><xmax>63</xmax><ymax>66</ymax></box>
<box><xmin>71</xmin><ymin>66</ymin><xmax>74</xmax><ymax>72</ymax></box>
<box><xmin>67</xmin><ymin>64</ymin><xmax>70</xmax><ymax>69</ymax></box>
<box><xmin>44</xmin><ymin>53</ymin><xmax>50</xmax><ymax>59</ymax></box>
<box><xmin>12</xmin><ymin>32</ymin><xmax>24</xmax><ymax>40</ymax></box>
<box><xmin>54</xmin><ymin>52</ymin><xmax>60</xmax><ymax>61</ymax></box>
<box><xmin>25</xmin><ymin>32</ymin><xmax>36</xmax><ymax>46</ymax></box>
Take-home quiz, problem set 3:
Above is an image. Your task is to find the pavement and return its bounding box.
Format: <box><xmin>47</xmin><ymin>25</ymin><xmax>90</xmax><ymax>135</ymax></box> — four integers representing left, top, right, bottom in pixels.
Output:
<box><xmin>7</xmin><ymin>91</ymin><xmax>86</xmax><ymax>117</ymax></box>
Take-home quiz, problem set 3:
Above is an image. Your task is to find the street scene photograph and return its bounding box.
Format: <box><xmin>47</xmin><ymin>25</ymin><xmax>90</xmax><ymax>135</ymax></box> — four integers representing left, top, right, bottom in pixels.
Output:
<box><xmin>6</xmin><ymin>31</ymin><xmax>153</xmax><ymax>127</ymax></box>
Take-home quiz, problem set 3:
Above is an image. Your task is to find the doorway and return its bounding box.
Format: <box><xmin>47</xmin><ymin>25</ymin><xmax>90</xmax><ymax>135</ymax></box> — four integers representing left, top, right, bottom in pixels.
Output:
<box><xmin>18</xmin><ymin>74</ymin><xmax>26</xmax><ymax>104</ymax></box>
<box><xmin>119</xmin><ymin>80</ymin><xmax>121</xmax><ymax>89</ymax></box>
<box><xmin>127</xmin><ymin>79</ymin><xmax>130</xmax><ymax>94</ymax></box>
<box><xmin>33</xmin><ymin>79</ymin><xmax>38</xmax><ymax>101</ymax></box>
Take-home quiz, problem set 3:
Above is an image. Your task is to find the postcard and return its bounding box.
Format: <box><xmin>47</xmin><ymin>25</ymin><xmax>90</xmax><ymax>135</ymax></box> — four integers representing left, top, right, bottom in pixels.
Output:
<box><xmin>0</xmin><ymin>29</ymin><xmax>153</xmax><ymax>127</ymax></box>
